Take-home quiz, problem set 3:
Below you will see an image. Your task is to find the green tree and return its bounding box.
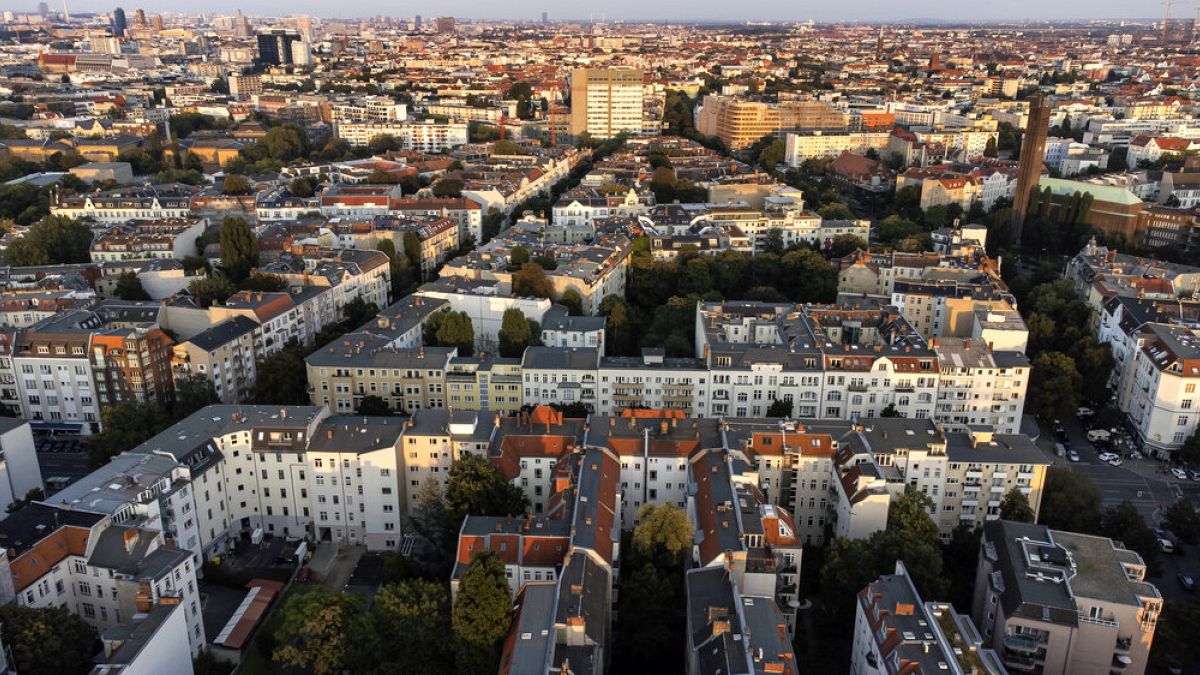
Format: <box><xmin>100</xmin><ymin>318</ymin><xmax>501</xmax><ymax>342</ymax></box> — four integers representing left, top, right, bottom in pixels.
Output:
<box><xmin>1163</xmin><ymin>498</ymin><xmax>1200</xmax><ymax>545</ymax></box>
<box><xmin>3</xmin><ymin>215</ymin><xmax>93</xmax><ymax>266</ymax></box>
<box><xmin>258</xmin><ymin>124</ymin><xmax>309</xmax><ymax>162</ymax></box>
<box><xmin>173</xmin><ymin>374</ymin><xmax>219</xmax><ymax>419</ymax></box>
<box><xmin>355</xmin><ymin>395</ymin><xmax>392</xmax><ymax>416</ymax></box>
<box><xmin>114</xmin><ymin>271</ymin><xmax>150</xmax><ymax>300</ymax></box>
<box><xmin>341</xmin><ymin>295</ymin><xmax>379</xmax><ymax>329</ymax></box>
<box><xmin>762</xmin><ymin>227</ymin><xmax>785</xmax><ymax>255</ymax></box>
<box><xmin>373</xmin><ymin>580</ymin><xmax>453</xmax><ymax>673</ymax></box>
<box><xmin>288</xmin><ymin>176</ymin><xmax>316</xmax><ymax>197</ymax></box>
<box><xmin>252</xmin><ymin>341</ymin><xmax>310</xmax><ymax>404</ymax></box>
<box><xmin>600</xmin><ymin>295</ymin><xmax>638</xmax><ymax>356</ymax></box>
<box><xmin>239</xmin><ymin>272</ymin><xmax>287</xmax><ymax>292</ymax></box>
<box><xmin>445</xmin><ymin>454</ymin><xmax>528</xmax><ymax>523</ymax></box>
<box><xmin>1038</xmin><ymin>467</ymin><xmax>1101</xmax><ymax>533</ymax></box>
<box><xmin>1152</xmin><ymin>599</ymin><xmax>1200</xmax><ymax>672</ymax></box>
<box><xmin>559</xmin><ymin>288</ymin><xmax>584</xmax><ymax>316</ymax></box>
<box><xmin>273</xmin><ymin>586</ymin><xmax>374</xmax><ymax>675</ymax></box>
<box><xmin>1100</xmin><ymin>501</ymin><xmax>1160</xmax><ymax>575</ymax></box>
<box><xmin>508</xmin><ymin>246</ymin><xmax>531</xmax><ymax>270</ymax></box>
<box><xmin>5</xmin><ymin>486</ymin><xmax>45</xmax><ymax>514</ymax></box>
<box><xmin>367</xmin><ymin>133</ymin><xmax>403</xmax><ymax>154</ymax></box>
<box><xmin>512</xmin><ymin>262</ymin><xmax>555</xmax><ymax>299</ymax></box>
<box><xmin>222</xmin><ymin>174</ymin><xmax>253</xmax><ymax>195</ymax></box>
<box><xmin>1181</xmin><ymin>431</ymin><xmax>1200</xmax><ymax>468</ymax></box>
<box><xmin>818</xmin><ymin>202</ymin><xmax>855</xmax><ymax>220</ymax></box>
<box><xmin>187</xmin><ymin>274</ymin><xmax>236</xmax><ymax>308</ymax></box>
<box><xmin>1027</xmin><ymin>352</ymin><xmax>1081</xmax><ymax>423</ymax></box>
<box><xmin>402</xmin><ymin>231</ymin><xmax>422</xmax><ymax>274</ymax></box>
<box><xmin>452</xmin><ymin>551</ymin><xmax>512</xmax><ymax>675</ymax></box>
<box><xmin>498</xmin><ymin>308</ymin><xmax>535</xmax><ymax>358</ymax></box>
<box><xmin>766</xmin><ymin>398</ymin><xmax>793</xmax><ymax>418</ymax></box>
<box><xmin>0</xmin><ymin>605</ymin><xmax>97</xmax><ymax>675</ymax></box>
<box><xmin>999</xmin><ymin>487</ymin><xmax>1035</xmax><ymax>522</ymax></box>
<box><xmin>825</xmin><ymin>234</ymin><xmax>867</xmax><ymax>259</ymax></box>
<box><xmin>432</xmin><ymin>179</ymin><xmax>464</xmax><ymax>198</ymax></box>
<box><xmin>632</xmin><ymin>503</ymin><xmax>694</xmax><ymax>567</ymax></box>
<box><xmin>91</xmin><ymin>401</ymin><xmax>171</xmax><ymax>466</ymax></box>
<box><xmin>217</xmin><ymin>216</ymin><xmax>258</xmax><ymax>281</ymax></box>
<box><xmin>492</xmin><ymin>139</ymin><xmax>523</xmax><ymax>155</ymax></box>
<box><xmin>431</xmin><ymin>310</ymin><xmax>475</xmax><ymax>357</ymax></box>
<box><xmin>983</xmin><ymin>136</ymin><xmax>999</xmax><ymax>158</ymax></box>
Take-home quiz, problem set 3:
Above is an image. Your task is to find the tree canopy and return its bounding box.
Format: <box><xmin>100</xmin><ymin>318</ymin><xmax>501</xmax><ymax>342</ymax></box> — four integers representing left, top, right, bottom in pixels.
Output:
<box><xmin>632</xmin><ymin>503</ymin><xmax>694</xmax><ymax>567</ymax></box>
<box><xmin>217</xmin><ymin>216</ymin><xmax>258</xmax><ymax>281</ymax></box>
<box><xmin>451</xmin><ymin>551</ymin><xmax>512</xmax><ymax>674</ymax></box>
<box><xmin>0</xmin><ymin>605</ymin><xmax>97</xmax><ymax>675</ymax></box>
<box><xmin>4</xmin><ymin>215</ymin><xmax>93</xmax><ymax>266</ymax></box>
<box><xmin>273</xmin><ymin>585</ymin><xmax>374</xmax><ymax>675</ymax></box>
<box><xmin>91</xmin><ymin>401</ymin><xmax>171</xmax><ymax>467</ymax></box>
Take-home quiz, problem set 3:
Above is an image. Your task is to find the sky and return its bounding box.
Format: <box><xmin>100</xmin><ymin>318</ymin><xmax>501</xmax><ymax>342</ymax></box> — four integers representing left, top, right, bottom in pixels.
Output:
<box><xmin>48</xmin><ymin>1</ymin><xmax>1160</xmax><ymax>23</ymax></box>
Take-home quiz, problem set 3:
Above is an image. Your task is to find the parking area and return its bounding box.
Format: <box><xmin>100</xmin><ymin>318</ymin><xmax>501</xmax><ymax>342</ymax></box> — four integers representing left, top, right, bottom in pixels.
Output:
<box><xmin>34</xmin><ymin>434</ymin><xmax>92</xmax><ymax>495</ymax></box>
<box><xmin>219</xmin><ymin>535</ymin><xmax>306</xmax><ymax>584</ymax></box>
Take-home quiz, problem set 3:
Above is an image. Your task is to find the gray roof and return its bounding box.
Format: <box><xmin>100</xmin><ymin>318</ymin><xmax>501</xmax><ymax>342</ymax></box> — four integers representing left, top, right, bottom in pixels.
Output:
<box><xmin>505</xmin><ymin>582</ymin><xmax>557</xmax><ymax>674</ymax></box>
<box><xmin>88</xmin><ymin>525</ymin><xmax>190</xmax><ymax>581</ymax></box>
<box><xmin>521</xmin><ymin>346</ymin><xmax>600</xmax><ymax>370</ymax></box>
<box><xmin>184</xmin><ymin>316</ymin><xmax>259</xmax><ymax>351</ymax></box>
<box><xmin>51</xmin><ymin>453</ymin><xmax>181</xmax><ymax>515</ymax></box>
<box><xmin>307</xmin><ymin>416</ymin><xmax>407</xmax><ymax>455</ymax></box>
<box><xmin>94</xmin><ymin>603</ymin><xmax>182</xmax><ymax>671</ymax></box>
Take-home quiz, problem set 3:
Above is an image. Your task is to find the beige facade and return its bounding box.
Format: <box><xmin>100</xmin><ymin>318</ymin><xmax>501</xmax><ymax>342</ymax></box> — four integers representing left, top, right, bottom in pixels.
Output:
<box><xmin>972</xmin><ymin>521</ymin><xmax>1160</xmax><ymax>675</ymax></box>
<box><xmin>568</xmin><ymin>68</ymin><xmax>645</xmax><ymax>139</ymax></box>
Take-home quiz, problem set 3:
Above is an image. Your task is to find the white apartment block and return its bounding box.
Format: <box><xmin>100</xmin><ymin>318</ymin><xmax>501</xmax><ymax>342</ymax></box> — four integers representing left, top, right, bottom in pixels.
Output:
<box><xmin>784</xmin><ymin>131</ymin><xmax>892</xmax><ymax>165</ymax></box>
<box><xmin>334</xmin><ymin>120</ymin><xmax>468</xmax><ymax>152</ymax></box>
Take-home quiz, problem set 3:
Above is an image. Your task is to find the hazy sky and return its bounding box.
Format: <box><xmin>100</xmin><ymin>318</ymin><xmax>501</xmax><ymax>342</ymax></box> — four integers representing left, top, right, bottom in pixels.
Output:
<box><xmin>51</xmin><ymin>0</ymin><xmax>1159</xmax><ymax>22</ymax></box>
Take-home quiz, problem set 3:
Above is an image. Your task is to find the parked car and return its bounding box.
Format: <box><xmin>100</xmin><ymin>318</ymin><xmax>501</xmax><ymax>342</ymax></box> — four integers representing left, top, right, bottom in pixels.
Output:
<box><xmin>1180</xmin><ymin>573</ymin><xmax>1196</xmax><ymax>592</ymax></box>
<box><xmin>273</xmin><ymin>556</ymin><xmax>296</xmax><ymax>566</ymax></box>
<box><xmin>1172</xmin><ymin>467</ymin><xmax>1189</xmax><ymax>480</ymax></box>
<box><xmin>1087</xmin><ymin>429</ymin><xmax>1112</xmax><ymax>443</ymax></box>
<box><xmin>1191</xmin><ymin>470</ymin><xmax>1200</xmax><ymax>481</ymax></box>
<box><xmin>1053</xmin><ymin>421</ymin><xmax>1067</xmax><ymax>439</ymax></box>
<box><xmin>1098</xmin><ymin>452</ymin><xmax>1118</xmax><ymax>462</ymax></box>
<box><xmin>1160</xmin><ymin>538</ymin><xmax>1176</xmax><ymax>554</ymax></box>
<box><xmin>1068</xmin><ymin>450</ymin><xmax>1080</xmax><ymax>463</ymax></box>
<box><xmin>1106</xmin><ymin>456</ymin><xmax>1123</xmax><ymax>467</ymax></box>
<box><xmin>1077</xmin><ymin>407</ymin><xmax>1095</xmax><ymax>418</ymax></box>
<box><xmin>297</xmin><ymin>566</ymin><xmax>311</xmax><ymax>583</ymax></box>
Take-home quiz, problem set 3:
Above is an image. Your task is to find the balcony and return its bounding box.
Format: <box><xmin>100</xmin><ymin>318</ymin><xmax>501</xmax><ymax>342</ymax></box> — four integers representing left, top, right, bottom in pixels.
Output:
<box><xmin>1003</xmin><ymin>633</ymin><xmax>1045</xmax><ymax>653</ymax></box>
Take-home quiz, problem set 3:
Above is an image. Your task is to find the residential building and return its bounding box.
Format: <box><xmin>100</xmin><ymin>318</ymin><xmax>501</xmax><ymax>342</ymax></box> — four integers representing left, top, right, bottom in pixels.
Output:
<box><xmin>972</xmin><ymin>520</ymin><xmax>1161</xmax><ymax>675</ymax></box>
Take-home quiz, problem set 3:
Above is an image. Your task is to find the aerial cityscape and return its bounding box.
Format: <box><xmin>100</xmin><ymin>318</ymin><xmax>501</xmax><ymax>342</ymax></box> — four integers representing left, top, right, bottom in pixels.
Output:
<box><xmin>0</xmin><ymin>5</ymin><xmax>1197</xmax><ymax>675</ymax></box>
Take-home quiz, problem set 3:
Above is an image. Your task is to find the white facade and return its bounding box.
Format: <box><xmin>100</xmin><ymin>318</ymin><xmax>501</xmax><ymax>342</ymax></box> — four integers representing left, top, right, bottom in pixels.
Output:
<box><xmin>0</xmin><ymin>420</ymin><xmax>43</xmax><ymax>516</ymax></box>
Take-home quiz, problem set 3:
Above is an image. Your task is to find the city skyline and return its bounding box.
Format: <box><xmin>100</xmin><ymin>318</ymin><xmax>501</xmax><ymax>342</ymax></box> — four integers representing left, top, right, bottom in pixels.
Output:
<box><xmin>31</xmin><ymin>1</ymin><xmax>1165</xmax><ymax>23</ymax></box>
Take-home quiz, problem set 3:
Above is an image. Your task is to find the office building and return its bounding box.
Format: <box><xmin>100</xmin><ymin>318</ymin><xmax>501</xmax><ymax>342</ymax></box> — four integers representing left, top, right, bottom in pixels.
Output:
<box><xmin>569</xmin><ymin>68</ymin><xmax>646</xmax><ymax>140</ymax></box>
<box><xmin>256</xmin><ymin>28</ymin><xmax>300</xmax><ymax>66</ymax></box>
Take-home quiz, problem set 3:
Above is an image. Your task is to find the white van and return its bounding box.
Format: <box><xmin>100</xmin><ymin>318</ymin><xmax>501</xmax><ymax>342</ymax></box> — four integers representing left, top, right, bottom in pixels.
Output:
<box><xmin>1087</xmin><ymin>429</ymin><xmax>1111</xmax><ymax>443</ymax></box>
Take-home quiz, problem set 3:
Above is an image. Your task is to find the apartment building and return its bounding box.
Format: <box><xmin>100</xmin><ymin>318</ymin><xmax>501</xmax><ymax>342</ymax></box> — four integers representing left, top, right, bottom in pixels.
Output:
<box><xmin>1120</xmin><ymin>323</ymin><xmax>1200</xmax><ymax>457</ymax></box>
<box><xmin>51</xmin><ymin>185</ymin><xmax>195</xmax><ymax>224</ymax></box>
<box><xmin>696</xmin><ymin>95</ymin><xmax>848</xmax><ymax>152</ymax></box>
<box><xmin>492</xmin><ymin>445</ymin><xmax>621</xmax><ymax>675</ymax></box>
<box><xmin>972</xmin><ymin>520</ymin><xmax>1161</xmax><ymax>675</ymax></box>
<box><xmin>89</xmin><ymin>218</ymin><xmax>208</xmax><ymax>263</ymax></box>
<box><xmin>569</xmin><ymin>68</ymin><xmax>647</xmax><ymax>140</ymax></box>
<box><xmin>334</xmin><ymin>120</ymin><xmax>468</xmax><ymax>152</ymax></box>
<box><xmin>12</xmin><ymin>311</ymin><xmax>101</xmax><ymax>432</ymax></box>
<box><xmin>304</xmin><ymin>340</ymin><xmax>455</xmax><ymax>414</ymax></box>
<box><xmin>784</xmin><ymin>131</ymin><xmax>892</xmax><ymax>165</ymax></box>
<box><xmin>685</xmin><ymin>565</ymin><xmax>799</xmax><ymax>675</ymax></box>
<box><xmin>0</xmin><ymin>502</ymin><xmax>206</xmax><ymax>656</ymax></box>
<box><xmin>853</xmin><ymin>561</ymin><xmax>1006</xmax><ymax>675</ymax></box>
<box><xmin>689</xmin><ymin>446</ymin><xmax>803</xmax><ymax>636</ymax></box>
<box><xmin>170</xmin><ymin>316</ymin><xmax>259</xmax><ymax>403</ymax></box>
<box><xmin>440</xmin><ymin>232</ymin><xmax>633</xmax><ymax>316</ymax></box>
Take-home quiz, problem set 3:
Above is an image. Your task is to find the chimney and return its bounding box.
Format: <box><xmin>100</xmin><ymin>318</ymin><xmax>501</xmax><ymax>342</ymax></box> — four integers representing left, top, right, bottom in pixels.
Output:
<box><xmin>660</xmin><ymin>420</ymin><xmax>669</xmax><ymax>435</ymax></box>
<box><xmin>123</xmin><ymin>528</ymin><xmax>139</xmax><ymax>554</ymax></box>
<box><xmin>327</xmin><ymin>428</ymin><xmax>334</xmax><ymax>439</ymax></box>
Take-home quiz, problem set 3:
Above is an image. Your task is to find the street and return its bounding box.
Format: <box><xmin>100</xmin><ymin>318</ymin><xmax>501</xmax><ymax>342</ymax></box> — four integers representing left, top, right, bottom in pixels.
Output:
<box><xmin>1032</xmin><ymin>414</ymin><xmax>1200</xmax><ymax>604</ymax></box>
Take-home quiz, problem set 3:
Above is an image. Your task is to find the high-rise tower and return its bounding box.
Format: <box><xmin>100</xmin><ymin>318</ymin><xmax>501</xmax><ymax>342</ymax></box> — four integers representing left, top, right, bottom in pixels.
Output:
<box><xmin>1011</xmin><ymin>93</ymin><xmax>1053</xmax><ymax>247</ymax></box>
<box><xmin>112</xmin><ymin>7</ymin><xmax>126</xmax><ymax>36</ymax></box>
